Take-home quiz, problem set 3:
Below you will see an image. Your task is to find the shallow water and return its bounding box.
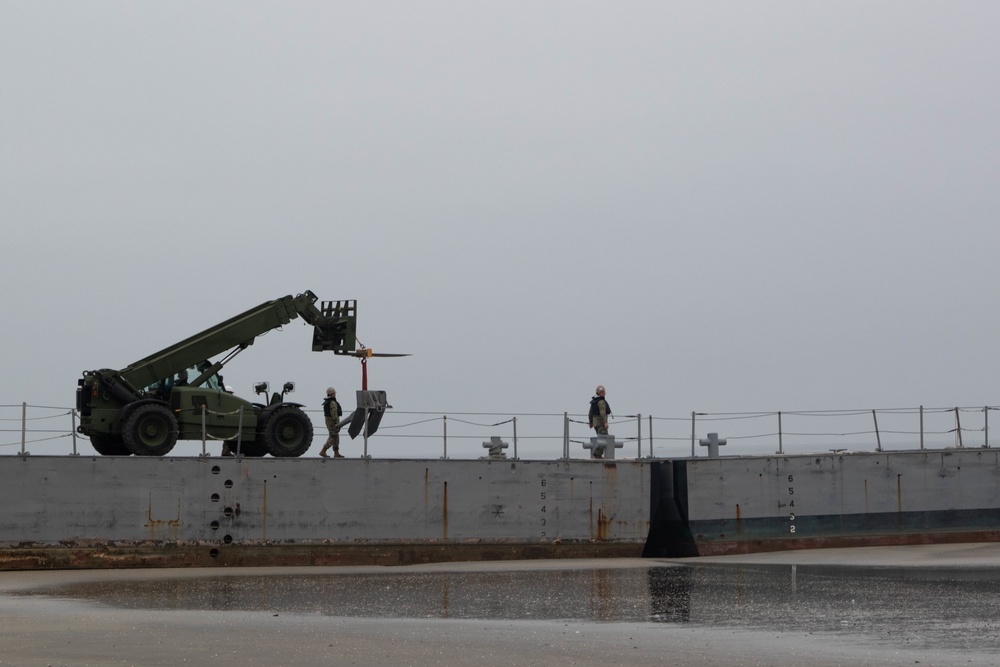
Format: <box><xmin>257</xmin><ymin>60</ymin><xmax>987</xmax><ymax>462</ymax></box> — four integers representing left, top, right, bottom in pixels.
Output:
<box><xmin>19</xmin><ymin>563</ymin><xmax>1000</xmax><ymax>653</ymax></box>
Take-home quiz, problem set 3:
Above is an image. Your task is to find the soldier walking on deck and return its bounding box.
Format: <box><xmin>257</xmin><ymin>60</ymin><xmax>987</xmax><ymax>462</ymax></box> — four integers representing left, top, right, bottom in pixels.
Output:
<box><xmin>320</xmin><ymin>387</ymin><xmax>344</xmax><ymax>458</ymax></box>
<box><xmin>589</xmin><ymin>385</ymin><xmax>611</xmax><ymax>435</ymax></box>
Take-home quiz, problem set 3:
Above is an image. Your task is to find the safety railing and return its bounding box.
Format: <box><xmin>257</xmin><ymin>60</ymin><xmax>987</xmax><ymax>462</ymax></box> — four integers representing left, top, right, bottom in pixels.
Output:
<box><xmin>0</xmin><ymin>403</ymin><xmax>81</xmax><ymax>455</ymax></box>
<box><xmin>2</xmin><ymin>402</ymin><xmax>995</xmax><ymax>459</ymax></box>
<box><xmin>366</xmin><ymin>406</ymin><xmax>997</xmax><ymax>459</ymax></box>
<box><xmin>190</xmin><ymin>405</ymin><xmax>247</xmax><ymax>456</ymax></box>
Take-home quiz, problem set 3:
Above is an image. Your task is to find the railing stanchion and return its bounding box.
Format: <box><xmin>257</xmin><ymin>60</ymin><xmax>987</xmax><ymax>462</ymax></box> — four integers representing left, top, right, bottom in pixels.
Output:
<box><xmin>442</xmin><ymin>414</ymin><xmax>447</xmax><ymax>460</ymax></box>
<box><xmin>920</xmin><ymin>405</ymin><xmax>924</xmax><ymax>450</ymax></box>
<box><xmin>21</xmin><ymin>402</ymin><xmax>27</xmax><ymax>456</ymax></box>
<box><xmin>512</xmin><ymin>416</ymin><xmax>518</xmax><ymax>459</ymax></box>
<box><xmin>778</xmin><ymin>411</ymin><xmax>783</xmax><ymax>455</ymax></box>
<box><xmin>955</xmin><ymin>407</ymin><xmax>963</xmax><ymax>448</ymax></box>
<box><xmin>563</xmin><ymin>412</ymin><xmax>569</xmax><ymax>459</ymax></box>
<box><xmin>71</xmin><ymin>409</ymin><xmax>78</xmax><ymax>456</ymax></box>
<box><xmin>873</xmin><ymin>410</ymin><xmax>882</xmax><ymax>452</ymax></box>
<box><xmin>201</xmin><ymin>405</ymin><xmax>207</xmax><ymax>457</ymax></box>
<box><xmin>690</xmin><ymin>412</ymin><xmax>696</xmax><ymax>457</ymax></box>
<box><xmin>648</xmin><ymin>414</ymin><xmax>653</xmax><ymax>458</ymax></box>
<box><xmin>636</xmin><ymin>413</ymin><xmax>642</xmax><ymax>459</ymax></box>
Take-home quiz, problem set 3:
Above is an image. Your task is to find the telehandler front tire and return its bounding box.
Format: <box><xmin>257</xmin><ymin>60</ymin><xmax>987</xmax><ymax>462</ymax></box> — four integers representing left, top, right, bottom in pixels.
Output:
<box><xmin>259</xmin><ymin>405</ymin><xmax>313</xmax><ymax>458</ymax></box>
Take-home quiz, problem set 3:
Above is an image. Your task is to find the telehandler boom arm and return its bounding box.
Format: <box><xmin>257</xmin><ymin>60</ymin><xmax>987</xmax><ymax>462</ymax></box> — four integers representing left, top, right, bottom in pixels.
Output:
<box><xmin>115</xmin><ymin>291</ymin><xmax>356</xmax><ymax>396</ymax></box>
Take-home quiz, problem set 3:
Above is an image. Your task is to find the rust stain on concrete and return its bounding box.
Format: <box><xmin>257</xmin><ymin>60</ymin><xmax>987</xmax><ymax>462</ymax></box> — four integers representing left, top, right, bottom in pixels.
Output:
<box><xmin>595</xmin><ymin>509</ymin><xmax>610</xmax><ymax>541</ymax></box>
<box><xmin>144</xmin><ymin>496</ymin><xmax>181</xmax><ymax>537</ymax></box>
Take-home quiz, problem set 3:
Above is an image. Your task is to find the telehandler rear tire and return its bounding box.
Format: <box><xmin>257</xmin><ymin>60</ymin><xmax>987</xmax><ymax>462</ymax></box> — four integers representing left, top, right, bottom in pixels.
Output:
<box><xmin>122</xmin><ymin>403</ymin><xmax>179</xmax><ymax>456</ymax></box>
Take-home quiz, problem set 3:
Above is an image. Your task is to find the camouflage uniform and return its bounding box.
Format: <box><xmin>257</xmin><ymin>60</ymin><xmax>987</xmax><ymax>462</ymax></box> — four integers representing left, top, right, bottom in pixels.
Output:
<box><xmin>320</xmin><ymin>389</ymin><xmax>343</xmax><ymax>458</ymax></box>
<box><xmin>589</xmin><ymin>386</ymin><xmax>611</xmax><ymax>435</ymax></box>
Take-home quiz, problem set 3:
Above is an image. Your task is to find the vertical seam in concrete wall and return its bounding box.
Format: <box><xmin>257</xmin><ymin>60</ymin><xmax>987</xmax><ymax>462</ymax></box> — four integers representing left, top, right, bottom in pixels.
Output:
<box><xmin>897</xmin><ymin>474</ymin><xmax>902</xmax><ymax>514</ymax></box>
<box><xmin>442</xmin><ymin>480</ymin><xmax>448</xmax><ymax>540</ymax></box>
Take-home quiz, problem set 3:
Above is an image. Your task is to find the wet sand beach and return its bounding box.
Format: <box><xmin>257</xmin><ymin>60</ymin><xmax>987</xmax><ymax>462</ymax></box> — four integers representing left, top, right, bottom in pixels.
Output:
<box><xmin>2</xmin><ymin>544</ymin><xmax>1000</xmax><ymax>667</ymax></box>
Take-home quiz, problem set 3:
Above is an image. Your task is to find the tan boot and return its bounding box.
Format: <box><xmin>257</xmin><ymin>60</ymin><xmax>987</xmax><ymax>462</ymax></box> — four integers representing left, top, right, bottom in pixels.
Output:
<box><xmin>221</xmin><ymin>443</ymin><xmax>234</xmax><ymax>457</ymax></box>
<box><xmin>319</xmin><ymin>445</ymin><xmax>330</xmax><ymax>458</ymax></box>
<box><xmin>333</xmin><ymin>450</ymin><xmax>345</xmax><ymax>459</ymax></box>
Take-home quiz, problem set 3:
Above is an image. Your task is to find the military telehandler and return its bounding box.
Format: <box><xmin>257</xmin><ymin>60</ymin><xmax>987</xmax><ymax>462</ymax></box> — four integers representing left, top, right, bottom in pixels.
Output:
<box><xmin>76</xmin><ymin>291</ymin><xmax>356</xmax><ymax>457</ymax></box>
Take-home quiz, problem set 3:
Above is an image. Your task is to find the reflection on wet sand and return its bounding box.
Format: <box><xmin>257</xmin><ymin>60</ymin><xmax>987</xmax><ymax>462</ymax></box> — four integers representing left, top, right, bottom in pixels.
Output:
<box><xmin>19</xmin><ymin>563</ymin><xmax>1000</xmax><ymax>652</ymax></box>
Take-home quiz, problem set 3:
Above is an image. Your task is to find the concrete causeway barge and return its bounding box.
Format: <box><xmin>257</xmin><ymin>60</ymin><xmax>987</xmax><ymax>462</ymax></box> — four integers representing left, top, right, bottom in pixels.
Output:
<box><xmin>2</xmin><ymin>446</ymin><xmax>997</xmax><ymax>570</ymax></box>
<box><xmin>5</xmin><ymin>293</ymin><xmax>995</xmax><ymax>569</ymax></box>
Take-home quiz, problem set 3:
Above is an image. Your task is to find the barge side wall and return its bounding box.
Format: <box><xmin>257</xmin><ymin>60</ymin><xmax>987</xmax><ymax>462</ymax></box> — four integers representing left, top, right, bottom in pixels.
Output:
<box><xmin>681</xmin><ymin>449</ymin><xmax>1000</xmax><ymax>554</ymax></box>
<box><xmin>3</xmin><ymin>449</ymin><xmax>1000</xmax><ymax>569</ymax></box>
<box><xmin>0</xmin><ymin>457</ymin><xmax>649</xmax><ymax>568</ymax></box>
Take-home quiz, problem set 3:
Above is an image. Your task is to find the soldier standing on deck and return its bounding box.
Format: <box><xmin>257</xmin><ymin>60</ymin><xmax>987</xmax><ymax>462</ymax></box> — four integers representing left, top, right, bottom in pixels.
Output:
<box><xmin>319</xmin><ymin>387</ymin><xmax>344</xmax><ymax>458</ymax></box>
<box><xmin>589</xmin><ymin>385</ymin><xmax>611</xmax><ymax>435</ymax></box>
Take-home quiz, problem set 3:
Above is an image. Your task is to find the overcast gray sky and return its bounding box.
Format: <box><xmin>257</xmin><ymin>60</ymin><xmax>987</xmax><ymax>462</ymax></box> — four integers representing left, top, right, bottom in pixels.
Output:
<box><xmin>3</xmin><ymin>2</ymin><xmax>999</xmax><ymax>457</ymax></box>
